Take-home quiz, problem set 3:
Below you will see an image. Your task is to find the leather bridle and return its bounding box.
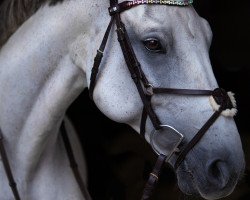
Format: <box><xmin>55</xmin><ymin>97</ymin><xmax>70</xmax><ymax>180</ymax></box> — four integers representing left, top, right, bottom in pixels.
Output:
<box><xmin>0</xmin><ymin>1</ymin><xmax>236</xmax><ymax>200</ymax></box>
<box><xmin>89</xmin><ymin>0</ymin><xmax>236</xmax><ymax>199</ymax></box>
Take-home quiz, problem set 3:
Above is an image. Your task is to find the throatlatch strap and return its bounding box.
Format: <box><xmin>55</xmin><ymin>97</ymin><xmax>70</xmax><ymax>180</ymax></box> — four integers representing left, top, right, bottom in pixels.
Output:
<box><xmin>60</xmin><ymin>122</ymin><xmax>91</xmax><ymax>200</ymax></box>
<box><xmin>141</xmin><ymin>154</ymin><xmax>167</xmax><ymax>200</ymax></box>
<box><xmin>0</xmin><ymin>129</ymin><xmax>20</xmax><ymax>200</ymax></box>
<box><xmin>89</xmin><ymin>17</ymin><xmax>114</xmax><ymax>100</ymax></box>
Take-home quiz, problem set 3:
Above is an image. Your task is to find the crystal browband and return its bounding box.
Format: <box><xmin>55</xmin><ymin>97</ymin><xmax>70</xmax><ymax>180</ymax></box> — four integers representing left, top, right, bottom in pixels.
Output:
<box><xmin>109</xmin><ymin>0</ymin><xmax>193</xmax><ymax>15</ymax></box>
<box><xmin>127</xmin><ymin>0</ymin><xmax>193</xmax><ymax>6</ymax></box>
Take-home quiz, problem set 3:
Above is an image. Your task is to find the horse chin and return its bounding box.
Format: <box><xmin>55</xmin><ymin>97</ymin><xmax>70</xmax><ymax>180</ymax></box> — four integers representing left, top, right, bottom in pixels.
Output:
<box><xmin>175</xmin><ymin>162</ymin><xmax>235</xmax><ymax>200</ymax></box>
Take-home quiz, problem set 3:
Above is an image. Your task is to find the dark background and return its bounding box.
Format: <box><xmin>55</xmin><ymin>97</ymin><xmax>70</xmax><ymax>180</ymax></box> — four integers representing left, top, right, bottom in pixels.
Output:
<box><xmin>67</xmin><ymin>1</ymin><xmax>250</xmax><ymax>199</ymax></box>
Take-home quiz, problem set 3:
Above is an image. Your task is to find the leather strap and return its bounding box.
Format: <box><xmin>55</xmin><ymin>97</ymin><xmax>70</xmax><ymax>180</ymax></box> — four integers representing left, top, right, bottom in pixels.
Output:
<box><xmin>174</xmin><ymin>109</ymin><xmax>222</xmax><ymax>169</ymax></box>
<box><xmin>0</xmin><ymin>122</ymin><xmax>92</xmax><ymax>200</ymax></box>
<box><xmin>141</xmin><ymin>154</ymin><xmax>167</xmax><ymax>200</ymax></box>
<box><xmin>174</xmin><ymin>88</ymin><xmax>234</xmax><ymax>169</ymax></box>
<box><xmin>0</xmin><ymin>129</ymin><xmax>21</xmax><ymax>200</ymax></box>
<box><xmin>110</xmin><ymin>0</ymin><xmax>162</xmax><ymax>131</ymax></box>
<box><xmin>89</xmin><ymin>17</ymin><xmax>115</xmax><ymax>100</ymax></box>
<box><xmin>113</xmin><ymin>12</ymin><xmax>162</xmax><ymax>130</ymax></box>
<box><xmin>60</xmin><ymin>121</ymin><xmax>91</xmax><ymax>200</ymax></box>
<box><xmin>140</xmin><ymin>105</ymin><xmax>148</xmax><ymax>137</ymax></box>
<box><xmin>153</xmin><ymin>88</ymin><xmax>214</xmax><ymax>96</ymax></box>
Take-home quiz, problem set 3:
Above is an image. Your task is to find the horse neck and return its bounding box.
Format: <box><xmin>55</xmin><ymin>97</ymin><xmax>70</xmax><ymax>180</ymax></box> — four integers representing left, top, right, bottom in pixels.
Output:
<box><xmin>0</xmin><ymin>0</ymin><xmax>108</xmax><ymax>182</ymax></box>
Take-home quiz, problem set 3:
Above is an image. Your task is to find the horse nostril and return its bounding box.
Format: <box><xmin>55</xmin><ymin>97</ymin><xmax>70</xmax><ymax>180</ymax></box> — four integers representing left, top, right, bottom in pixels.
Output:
<box><xmin>207</xmin><ymin>159</ymin><xmax>230</xmax><ymax>189</ymax></box>
<box><xmin>210</xmin><ymin>160</ymin><xmax>222</xmax><ymax>177</ymax></box>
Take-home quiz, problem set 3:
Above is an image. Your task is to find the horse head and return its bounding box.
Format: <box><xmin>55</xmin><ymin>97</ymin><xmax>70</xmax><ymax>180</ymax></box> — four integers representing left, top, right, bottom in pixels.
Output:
<box><xmin>0</xmin><ymin>0</ymin><xmax>245</xmax><ymax>199</ymax></box>
<box><xmin>77</xmin><ymin>1</ymin><xmax>245</xmax><ymax>199</ymax></box>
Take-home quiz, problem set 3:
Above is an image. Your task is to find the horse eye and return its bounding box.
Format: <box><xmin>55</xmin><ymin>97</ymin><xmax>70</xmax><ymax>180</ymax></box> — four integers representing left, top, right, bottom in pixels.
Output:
<box><xmin>143</xmin><ymin>38</ymin><xmax>163</xmax><ymax>53</ymax></box>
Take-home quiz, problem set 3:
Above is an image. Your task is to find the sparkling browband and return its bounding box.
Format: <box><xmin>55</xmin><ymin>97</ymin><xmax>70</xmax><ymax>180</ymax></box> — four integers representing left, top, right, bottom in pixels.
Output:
<box><xmin>127</xmin><ymin>0</ymin><xmax>193</xmax><ymax>6</ymax></box>
<box><xmin>109</xmin><ymin>0</ymin><xmax>193</xmax><ymax>15</ymax></box>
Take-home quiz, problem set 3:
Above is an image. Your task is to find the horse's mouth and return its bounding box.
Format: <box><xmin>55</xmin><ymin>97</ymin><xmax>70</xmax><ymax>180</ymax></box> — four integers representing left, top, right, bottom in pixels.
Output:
<box><xmin>176</xmin><ymin>161</ymin><xmax>201</xmax><ymax>198</ymax></box>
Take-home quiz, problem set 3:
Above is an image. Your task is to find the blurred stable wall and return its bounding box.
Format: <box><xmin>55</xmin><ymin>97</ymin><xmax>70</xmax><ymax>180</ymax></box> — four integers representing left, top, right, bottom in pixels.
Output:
<box><xmin>68</xmin><ymin>1</ymin><xmax>250</xmax><ymax>200</ymax></box>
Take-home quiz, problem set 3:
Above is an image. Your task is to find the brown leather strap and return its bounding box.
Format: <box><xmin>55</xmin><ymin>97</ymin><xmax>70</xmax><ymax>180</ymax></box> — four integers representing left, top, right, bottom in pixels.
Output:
<box><xmin>141</xmin><ymin>154</ymin><xmax>167</xmax><ymax>200</ymax></box>
<box><xmin>175</xmin><ymin>88</ymin><xmax>234</xmax><ymax>169</ymax></box>
<box><xmin>118</xmin><ymin>24</ymin><xmax>161</xmax><ymax>129</ymax></box>
<box><xmin>153</xmin><ymin>88</ymin><xmax>214</xmax><ymax>96</ymax></box>
<box><xmin>0</xmin><ymin>129</ymin><xmax>21</xmax><ymax>200</ymax></box>
<box><xmin>174</xmin><ymin>109</ymin><xmax>222</xmax><ymax>169</ymax></box>
<box><xmin>60</xmin><ymin>121</ymin><xmax>91</xmax><ymax>200</ymax></box>
<box><xmin>113</xmin><ymin>13</ymin><xmax>162</xmax><ymax>130</ymax></box>
<box><xmin>140</xmin><ymin>106</ymin><xmax>148</xmax><ymax>137</ymax></box>
<box><xmin>89</xmin><ymin>17</ymin><xmax>115</xmax><ymax>100</ymax></box>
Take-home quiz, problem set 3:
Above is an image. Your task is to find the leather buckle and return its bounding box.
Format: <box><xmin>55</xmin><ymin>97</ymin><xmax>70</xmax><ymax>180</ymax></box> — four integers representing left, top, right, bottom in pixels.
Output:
<box><xmin>145</xmin><ymin>84</ymin><xmax>154</xmax><ymax>96</ymax></box>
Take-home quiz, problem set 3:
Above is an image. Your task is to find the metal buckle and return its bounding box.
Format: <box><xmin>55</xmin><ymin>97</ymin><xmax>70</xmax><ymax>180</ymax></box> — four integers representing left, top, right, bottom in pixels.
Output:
<box><xmin>145</xmin><ymin>84</ymin><xmax>154</xmax><ymax>96</ymax></box>
<box><xmin>109</xmin><ymin>5</ymin><xmax>120</xmax><ymax>15</ymax></box>
<box><xmin>150</xmin><ymin>125</ymin><xmax>184</xmax><ymax>162</ymax></box>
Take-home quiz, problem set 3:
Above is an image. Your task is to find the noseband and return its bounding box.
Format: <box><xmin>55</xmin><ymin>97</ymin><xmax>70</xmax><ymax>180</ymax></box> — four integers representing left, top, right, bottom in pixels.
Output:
<box><xmin>89</xmin><ymin>0</ymin><xmax>236</xmax><ymax>199</ymax></box>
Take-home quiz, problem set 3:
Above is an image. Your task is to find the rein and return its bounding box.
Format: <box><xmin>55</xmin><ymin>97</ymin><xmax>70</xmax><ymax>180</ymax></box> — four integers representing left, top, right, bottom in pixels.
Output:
<box><xmin>89</xmin><ymin>0</ymin><xmax>236</xmax><ymax>199</ymax></box>
<box><xmin>0</xmin><ymin>123</ymin><xmax>91</xmax><ymax>200</ymax></box>
<box><xmin>0</xmin><ymin>129</ymin><xmax>20</xmax><ymax>200</ymax></box>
